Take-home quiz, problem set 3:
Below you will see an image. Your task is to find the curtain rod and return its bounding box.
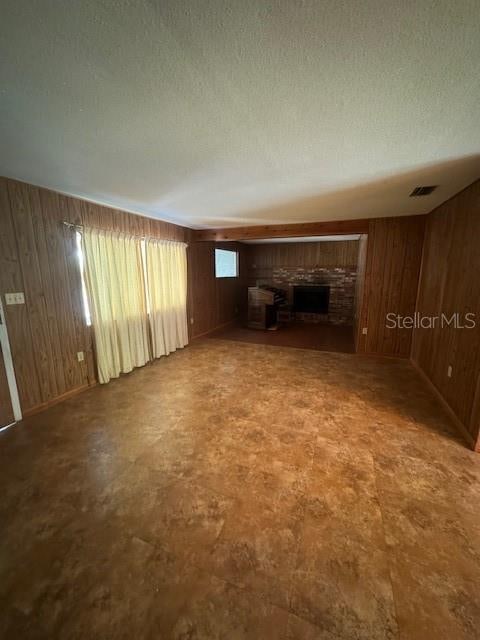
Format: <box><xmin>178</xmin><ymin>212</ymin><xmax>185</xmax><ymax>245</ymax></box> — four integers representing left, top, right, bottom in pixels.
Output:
<box><xmin>62</xmin><ymin>220</ymin><xmax>82</xmax><ymax>230</ymax></box>
<box><xmin>61</xmin><ymin>220</ymin><xmax>188</xmax><ymax>245</ymax></box>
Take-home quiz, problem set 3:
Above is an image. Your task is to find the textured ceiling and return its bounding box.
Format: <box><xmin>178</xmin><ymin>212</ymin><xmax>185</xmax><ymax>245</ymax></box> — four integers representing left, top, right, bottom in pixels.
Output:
<box><xmin>1</xmin><ymin>1</ymin><xmax>479</xmax><ymax>229</ymax></box>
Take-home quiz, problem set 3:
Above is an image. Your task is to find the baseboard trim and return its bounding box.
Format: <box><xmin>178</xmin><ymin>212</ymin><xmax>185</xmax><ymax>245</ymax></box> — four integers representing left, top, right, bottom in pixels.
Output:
<box><xmin>410</xmin><ymin>359</ymin><xmax>477</xmax><ymax>451</ymax></box>
<box><xmin>191</xmin><ymin>318</ymin><xmax>238</xmax><ymax>340</ymax></box>
<box><xmin>22</xmin><ymin>383</ymin><xmax>96</xmax><ymax>418</ymax></box>
<box><xmin>357</xmin><ymin>351</ymin><xmax>409</xmax><ymax>361</ymax></box>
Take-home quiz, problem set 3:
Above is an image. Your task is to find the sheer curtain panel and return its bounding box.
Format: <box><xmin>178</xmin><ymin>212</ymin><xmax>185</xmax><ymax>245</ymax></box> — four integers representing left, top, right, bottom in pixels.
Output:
<box><xmin>83</xmin><ymin>228</ymin><xmax>150</xmax><ymax>383</ymax></box>
<box><xmin>146</xmin><ymin>239</ymin><xmax>189</xmax><ymax>358</ymax></box>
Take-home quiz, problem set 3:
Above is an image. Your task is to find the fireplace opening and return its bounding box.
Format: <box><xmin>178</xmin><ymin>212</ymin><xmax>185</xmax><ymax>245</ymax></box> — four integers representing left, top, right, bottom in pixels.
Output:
<box><xmin>293</xmin><ymin>285</ymin><xmax>330</xmax><ymax>314</ymax></box>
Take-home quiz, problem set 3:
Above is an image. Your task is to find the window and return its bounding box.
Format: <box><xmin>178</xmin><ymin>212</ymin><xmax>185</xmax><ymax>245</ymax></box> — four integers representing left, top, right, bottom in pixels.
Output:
<box><xmin>76</xmin><ymin>231</ymin><xmax>92</xmax><ymax>326</ymax></box>
<box><xmin>215</xmin><ymin>248</ymin><xmax>238</xmax><ymax>278</ymax></box>
<box><xmin>79</xmin><ymin>228</ymin><xmax>188</xmax><ymax>384</ymax></box>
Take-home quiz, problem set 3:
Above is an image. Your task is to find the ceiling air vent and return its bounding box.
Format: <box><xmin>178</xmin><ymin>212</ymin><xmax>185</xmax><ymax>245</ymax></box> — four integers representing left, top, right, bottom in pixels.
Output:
<box><xmin>409</xmin><ymin>185</ymin><xmax>438</xmax><ymax>197</ymax></box>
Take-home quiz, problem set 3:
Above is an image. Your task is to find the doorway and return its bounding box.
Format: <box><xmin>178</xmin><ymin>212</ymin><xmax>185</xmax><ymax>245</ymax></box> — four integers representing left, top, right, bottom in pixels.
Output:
<box><xmin>216</xmin><ymin>233</ymin><xmax>366</xmax><ymax>354</ymax></box>
<box><xmin>0</xmin><ymin>298</ymin><xmax>21</xmax><ymax>429</ymax></box>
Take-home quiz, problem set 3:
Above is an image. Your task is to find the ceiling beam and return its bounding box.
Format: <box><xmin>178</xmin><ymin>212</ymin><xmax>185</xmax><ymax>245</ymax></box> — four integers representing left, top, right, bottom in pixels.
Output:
<box><xmin>193</xmin><ymin>218</ymin><xmax>371</xmax><ymax>241</ymax></box>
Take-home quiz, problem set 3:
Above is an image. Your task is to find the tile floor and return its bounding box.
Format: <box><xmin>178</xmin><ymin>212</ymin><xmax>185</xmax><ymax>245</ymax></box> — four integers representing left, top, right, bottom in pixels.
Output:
<box><xmin>1</xmin><ymin>339</ymin><xmax>479</xmax><ymax>639</ymax></box>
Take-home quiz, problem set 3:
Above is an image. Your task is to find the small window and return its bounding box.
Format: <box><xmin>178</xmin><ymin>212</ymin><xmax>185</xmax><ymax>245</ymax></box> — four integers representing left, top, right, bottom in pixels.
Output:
<box><xmin>215</xmin><ymin>248</ymin><xmax>238</xmax><ymax>278</ymax></box>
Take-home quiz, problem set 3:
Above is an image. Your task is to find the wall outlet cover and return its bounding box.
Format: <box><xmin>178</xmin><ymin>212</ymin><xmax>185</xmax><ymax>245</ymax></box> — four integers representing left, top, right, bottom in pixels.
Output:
<box><xmin>362</xmin><ymin>327</ymin><xmax>368</xmax><ymax>335</ymax></box>
<box><xmin>5</xmin><ymin>292</ymin><xmax>25</xmax><ymax>305</ymax></box>
<box><xmin>77</xmin><ymin>351</ymin><xmax>85</xmax><ymax>362</ymax></box>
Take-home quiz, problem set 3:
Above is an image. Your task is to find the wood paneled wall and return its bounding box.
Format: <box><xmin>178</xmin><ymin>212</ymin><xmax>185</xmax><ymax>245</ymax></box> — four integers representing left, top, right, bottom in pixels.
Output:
<box><xmin>412</xmin><ymin>180</ymin><xmax>480</xmax><ymax>448</ymax></box>
<box><xmin>0</xmin><ymin>177</ymin><xmax>190</xmax><ymax>415</ymax></box>
<box><xmin>354</xmin><ymin>234</ymin><xmax>368</xmax><ymax>350</ymax></box>
<box><xmin>246</xmin><ymin>239</ymin><xmax>358</xmax><ymax>287</ymax></box>
<box><xmin>247</xmin><ymin>240</ymin><xmax>359</xmax><ymax>271</ymax></box>
<box><xmin>356</xmin><ymin>216</ymin><xmax>426</xmax><ymax>358</ymax></box>
<box><xmin>189</xmin><ymin>241</ymin><xmax>248</xmax><ymax>338</ymax></box>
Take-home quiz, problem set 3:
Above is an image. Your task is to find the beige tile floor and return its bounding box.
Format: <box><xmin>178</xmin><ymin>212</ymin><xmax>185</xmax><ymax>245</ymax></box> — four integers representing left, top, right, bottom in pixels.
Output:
<box><xmin>1</xmin><ymin>339</ymin><xmax>479</xmax><ymax>639</ymax></box>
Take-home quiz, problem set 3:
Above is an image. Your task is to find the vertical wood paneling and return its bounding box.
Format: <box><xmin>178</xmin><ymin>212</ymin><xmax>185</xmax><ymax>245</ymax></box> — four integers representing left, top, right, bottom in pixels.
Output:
<box><xmin>30</xmin><ymin>188</ymin><xmax>68</xmax><ymax>397</ymax></box>
<box><xmin>354</xmin><ymin>234</ymin><xmax>368</xmax><ymax>351</ymax></box>
<box><xmin>247</xmin><ymin>240</ymin><xmax>358</xmax><ymax>270</ymax></box>
<box><xmin>7</xmin><ymin>181</ymin><xmax>58</xmax><ymax>402</ymax></box>
<box><xmin>189</xmin><ymin>241</ymin><xmax>247</xmax><ymax>338</ymax></box>
<box><xmin>40</xmin><ymin>189</ymin><xmax>85</xmax><ymax>391</ymax></box>
<box><xmin>0</xmin><ymin>178</ymin><xmax>42</xmax><ymax>409</ymax></box>
<box><xmin>412</xmin><ymin>180</ymin><xmax>480</xmax><ymax>445</ymax></box>
<box><xmin>358</xmin><ymin>216</ymin><xmax>425</xmax><ymax>358</ymax></box>
<box><xmin>190</xmin><ymin>242</ymin><xmax>216</xmax><ymax>337</ymax></box>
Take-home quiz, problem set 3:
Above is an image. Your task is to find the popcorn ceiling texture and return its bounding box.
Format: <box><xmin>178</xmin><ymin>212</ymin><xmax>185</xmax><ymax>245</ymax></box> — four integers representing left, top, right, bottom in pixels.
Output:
<box><xmin>1</xmin><ymin>1</ymin><xmax>480</xmax><ymax>227</ymax></box>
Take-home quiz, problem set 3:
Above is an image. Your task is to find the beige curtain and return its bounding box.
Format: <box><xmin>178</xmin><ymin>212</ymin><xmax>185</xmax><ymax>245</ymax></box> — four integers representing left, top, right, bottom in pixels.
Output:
<box><xmin>146</xmin><ymin>239</ymin><xmax>189</xmax><ymax>358</ymax></box>
<box><xmin>83</xmin><ymin>228</ymin><xmax>150</xmax><ymax>384</ymax></box>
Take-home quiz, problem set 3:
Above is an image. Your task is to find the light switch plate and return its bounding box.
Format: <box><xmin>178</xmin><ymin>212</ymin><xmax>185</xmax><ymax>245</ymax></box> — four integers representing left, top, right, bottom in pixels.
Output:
<box><xmin>77</xmin><ymin>351</ymin><xmax>85</xmax><ymax>362</ymax></box>
<box><xmin>447</xmin><ymin>365</ymin><xmax>452</xmax><ymax>378</ymax></box>
<box><xmin>5</xmin><ymin>292</ymin><xmax>25</xmax><ymax>305</ymax></box>
<box><xmin>362</xmin><ymin>327</ymin><xmax>368</xmax><ymax>335</ymax></box>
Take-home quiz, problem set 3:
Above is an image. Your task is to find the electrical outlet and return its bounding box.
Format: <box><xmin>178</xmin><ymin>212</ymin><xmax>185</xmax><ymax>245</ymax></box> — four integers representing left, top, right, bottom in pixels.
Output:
<box><xmin>77</xmin><ymin>351</ymin><xmax>85</xmax><ymax>362</ymax></box>
<box><xmin>5</xmin><ymin>292</ymin><xmax>25</xmax><ymax>305</ymax></box>
<box><xmin>362</xmin><ymin>327</ymin><xmax>368</xmax><ymax>335</ymax></box>
<box><xmin>447</xmin><ymin>365</ymin><xmax>452</xmax><ymax>378</ymax></box>
<box><xmin>190</xmin><ymin>317</ymin><xmax>194</xmax><ymax>325</ymax></box>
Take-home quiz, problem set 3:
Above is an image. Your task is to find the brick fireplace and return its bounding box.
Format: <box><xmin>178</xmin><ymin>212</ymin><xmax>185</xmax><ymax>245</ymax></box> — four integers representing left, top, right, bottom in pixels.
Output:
<box><xmin>271</xmin><ymin>266</ymin><xmax>357</xmax><ymax>325</ymax></box>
